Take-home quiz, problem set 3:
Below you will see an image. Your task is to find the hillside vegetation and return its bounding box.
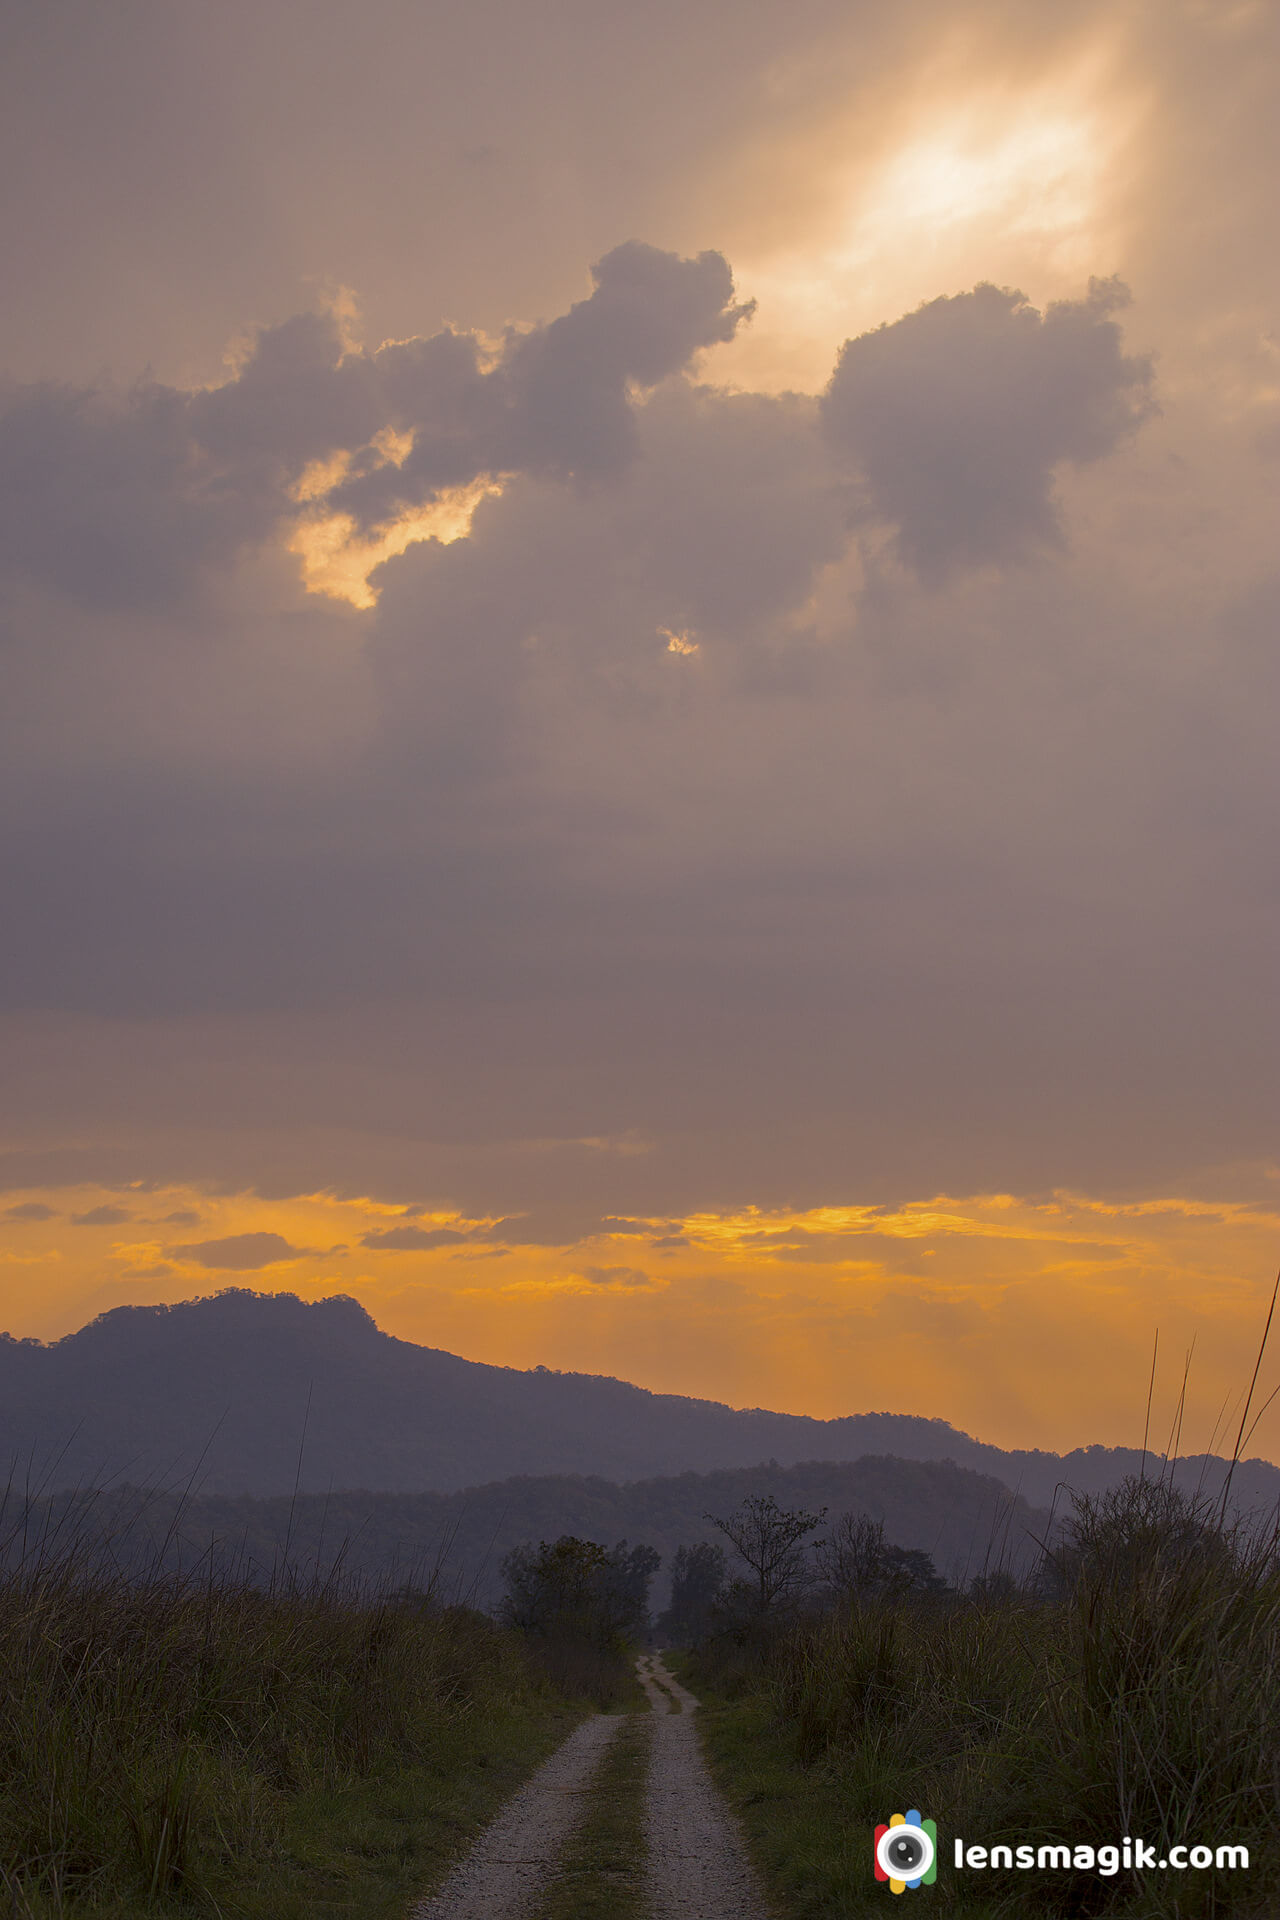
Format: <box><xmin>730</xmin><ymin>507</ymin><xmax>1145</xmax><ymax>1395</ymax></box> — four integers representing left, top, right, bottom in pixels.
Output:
<box><xmin>5</xmin><ymin>1290</ymin><xmax>1277</xmax><ymax>1511</ymax></box>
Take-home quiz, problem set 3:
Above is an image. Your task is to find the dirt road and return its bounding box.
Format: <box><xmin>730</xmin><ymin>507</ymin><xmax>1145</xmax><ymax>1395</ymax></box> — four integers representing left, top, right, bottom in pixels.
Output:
<box><xmin>641</xmin><ymin>1652</ymin><xmax>772</xmax><ymax>1919</ymax></box>
<box><xmin>408</xmin><ymin>1713</ymin><xmax>622</xmax><ymax>1920</ymax></box>
<box><xmin>411</xmin><ymin>1653</ymin><xmax>771</xmax><ymax>1918</ymax></box>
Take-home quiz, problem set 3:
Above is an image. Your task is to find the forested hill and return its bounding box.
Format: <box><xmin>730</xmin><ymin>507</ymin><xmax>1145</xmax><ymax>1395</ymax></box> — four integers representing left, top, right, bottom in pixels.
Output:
<box><xmin>6</xmin><ymin>1456</ymin><xmax>1048</xmax><ymax>1610</ymax></box>
<box><xmin>3</xmin><ymin>1289</ymin><xmax>1277</xmax><ymax>1515</ymax></box>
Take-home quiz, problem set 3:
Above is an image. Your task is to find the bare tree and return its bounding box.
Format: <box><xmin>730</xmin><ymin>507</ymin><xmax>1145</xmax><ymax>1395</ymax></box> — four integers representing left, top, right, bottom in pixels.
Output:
<box><xmin>816</xmin><ymin>1511</ymin><xmax>946</xmax><ymax>1601</ymax></box>
<box><xmin>705</xmin><ymin>1495</ymin><xmax>825</xmax><ymax>1617</ymax></box>
<box><xmin>815</xmin><ymin>1512</ymin><xmax>890</xmax><ymax>1596</ymax></box>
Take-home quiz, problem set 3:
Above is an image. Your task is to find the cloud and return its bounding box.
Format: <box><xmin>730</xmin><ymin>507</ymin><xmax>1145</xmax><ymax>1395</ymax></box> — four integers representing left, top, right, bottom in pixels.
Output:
<box><xmin>359</xmin><ymin>1225</ymin><xmax>471</xmax><ymax>1250</ymax></box>
<box><xmin>0</xmin><ymin>230</ymin><xmax>1275</xmax><ymax>1289</ymax></box>
<box><xmin>577</xmin><ymin>1264</ymin><xmax>651</xmax><ymax>1287</ymax></box>
<box><xmin>70</xmin><ymin>1204</ymin><xmax>132</xmax><ymax>1225</ymax></box>
<box><xmin>166</xmin><ymin>1231</ymin><xmax>312</xmax><ymax>1270</ymax></box>
<box><xmin>1</xmin><ymin>0</ymin><xmax>1279</xmax><ymax>1453</ymax></box>
<box><xmin>0</xmin><ymin>378</ymin><xmax>274</xmax><ymax>610</ymax></box>
<box><xmin>160</xmin><ymin>1209</ymin><xmax>202</xmax><ymax>1225</ymax></box>
<box><xmin>484</xmin><ymin>242</ymin><xmax>753</xmax><ymax>483</ymax></box>
<box><xmin>5</xmin><ymin>1201</ymin><xmax>57</xmax><ymax>1220</ymax></box>
<box><xmin>0</xmin><ymin>244</ymin><xmax>752</xmax><ymax>613</ymax></box>
<box><xmin>820</xmin><ymin>278</ymin><xmax>1154</xmax><ymax>578</ymax></box>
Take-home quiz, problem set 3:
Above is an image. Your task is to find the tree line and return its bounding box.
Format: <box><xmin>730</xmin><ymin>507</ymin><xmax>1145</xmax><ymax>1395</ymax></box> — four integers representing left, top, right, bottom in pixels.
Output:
<box><xmin>498</xmin><ymin>1493</ymin><xmax>953</xmax><ymax>1652</ymax></box>
<box><xmin>499</xmin><ymin>1477</ymin><xmax>1235</xmax><ymax>1653</ymax></box>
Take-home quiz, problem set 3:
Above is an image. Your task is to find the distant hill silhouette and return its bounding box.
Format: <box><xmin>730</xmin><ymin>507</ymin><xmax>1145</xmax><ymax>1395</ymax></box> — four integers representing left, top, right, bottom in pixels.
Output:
<box><xmin>3</xmin><ymin>1458</ymin><xmax>1048</xmax><ymax>1609</ymax></box>
<box><xmin>3</xmin><ymin>1289</ymin><xmax>1277</xmax><ymax>1516</ymax></box>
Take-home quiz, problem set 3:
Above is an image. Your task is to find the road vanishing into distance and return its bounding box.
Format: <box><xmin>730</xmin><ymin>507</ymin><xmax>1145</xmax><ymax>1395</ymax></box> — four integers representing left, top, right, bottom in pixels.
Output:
<box><xmin>411</xmin><ymin>1653</ymin><xmax>770</xmax><ymax>1919</ymax></box>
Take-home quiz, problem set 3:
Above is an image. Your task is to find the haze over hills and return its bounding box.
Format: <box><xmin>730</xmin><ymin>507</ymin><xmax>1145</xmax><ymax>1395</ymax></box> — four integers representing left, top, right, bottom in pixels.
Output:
<box><xmin>3</xmin><ymin>1290</ymin><xmax>1278</xmax><ymax>1517</ymax></box>
<box><xmin>6</xmin><ymin>1457</ymin><xmax>1047</xmax><ymax>1610</ymax></box>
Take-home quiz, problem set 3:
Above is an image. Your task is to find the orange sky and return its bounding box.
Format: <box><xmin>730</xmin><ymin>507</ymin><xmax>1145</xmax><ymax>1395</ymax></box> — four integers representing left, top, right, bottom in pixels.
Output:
<box><xmin>2</xmin><ymin>0</ymin><xmax>1279</xmax><ymax>1467</ymax></box>
<box><xmin>5</xmin><ymin>1173</ymin><xmax>1280</xmax><ymax>1462</ymax></box>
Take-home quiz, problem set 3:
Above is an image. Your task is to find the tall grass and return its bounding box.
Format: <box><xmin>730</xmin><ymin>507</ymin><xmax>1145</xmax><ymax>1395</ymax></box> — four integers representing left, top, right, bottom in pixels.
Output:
<box><xmin>690</xmin><ymin>1477</ymin><xmax>1280</xmax><ymax>1915</ymax></box>
<box><xmin>0</xmin><ymin>1486</ymin><xmax>578</xmax><ymax>1915</ymax></box>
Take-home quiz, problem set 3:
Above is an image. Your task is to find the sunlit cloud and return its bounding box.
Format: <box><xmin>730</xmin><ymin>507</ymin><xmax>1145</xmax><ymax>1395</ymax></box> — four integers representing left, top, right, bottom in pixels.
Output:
<box><xmin>660</xmin><ymin>626</ymin><xmax>701</xmax><ymax>656</ymax></box>
<box><xmin>289</xmin><ymin>469</ymin><xmax>503</xmax><ymax>609</ymax></box>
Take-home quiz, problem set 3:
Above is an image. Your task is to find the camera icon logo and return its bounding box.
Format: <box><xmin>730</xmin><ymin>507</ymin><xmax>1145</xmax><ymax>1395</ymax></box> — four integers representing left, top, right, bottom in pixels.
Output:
<box><xmin>873</xmin><ymin>1810</ymin><xmax>937</xmax><ymax>1892</ymax></box>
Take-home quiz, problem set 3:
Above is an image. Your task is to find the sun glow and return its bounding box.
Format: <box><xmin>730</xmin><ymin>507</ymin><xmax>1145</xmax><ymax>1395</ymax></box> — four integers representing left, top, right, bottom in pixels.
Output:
<box><xmin>855</xmin><ymin>110</ymin><xmax>1104</xmax><ymax>245</ymax></box>
<box><xmin>706</xmin><ymin>46</ymin><xmax>1140</xmax><ymax>395</ymax></box>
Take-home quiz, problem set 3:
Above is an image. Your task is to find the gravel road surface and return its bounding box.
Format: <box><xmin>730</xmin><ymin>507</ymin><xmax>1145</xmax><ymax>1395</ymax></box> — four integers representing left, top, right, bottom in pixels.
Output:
<box><xmin>635</xmin><ymin>1652</ymin><xmax>681</xmax><ymax>1712</ymax></box>
<box><xmin>643</xmin><ymin>1652</ymin><xmax>773</xmax><ymax>1919</ymax></box>
<box><xmin>412</xmin><ymin>1654</ymin><xmax>770</xmax><ymax>1918</ymax></box>
<box><xmin>408</xmin><ymin>1712</ymin><xmax>620</xmax><ymax>1920</ymax></box>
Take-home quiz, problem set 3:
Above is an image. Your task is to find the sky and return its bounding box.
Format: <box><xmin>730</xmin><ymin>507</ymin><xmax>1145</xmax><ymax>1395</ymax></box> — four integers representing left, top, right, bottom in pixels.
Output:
<box><xmin>2</xmin><ymin>0</ymin><xmax>1279</xmax><ymax>1461</ymax></box>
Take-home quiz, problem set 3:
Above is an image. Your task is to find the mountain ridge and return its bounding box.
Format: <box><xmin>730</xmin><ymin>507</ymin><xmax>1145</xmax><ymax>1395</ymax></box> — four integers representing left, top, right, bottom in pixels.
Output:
<box><xmin>4</xmin><ymin>1288</ymin><xmax>1278</xmax><ymax>1516</ymax></box>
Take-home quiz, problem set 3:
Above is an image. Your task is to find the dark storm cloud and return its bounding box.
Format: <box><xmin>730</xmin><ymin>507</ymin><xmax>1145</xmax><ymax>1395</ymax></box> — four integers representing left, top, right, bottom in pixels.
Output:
<box><xmin>820</xmin><ymin>279</ymin><xmax>1155</xmax><ymax>579</ymax></box>
<box><xmin>189</xmin><ymin>311</ymin><xmax>386</xmax><ymax>468</ymax></box>
<box><xmin>0</xmin><ymin>245</ymin><xmax>751</xmax><ymax>610</ymax></box>
<box><xmin>488</xmin><ymin>244</ymin><xmax>753</xmax><ymax>480</ymax></box>
<box><xmin>4</xmin><ymin>1202</ymin><xmax>57</xmax><ymax>1221</ymax></box>
<box><xmin>69</xmin><ymin>1205</ymin><xmax>132</xmax><ymax>1225</ymax></box>
<box><xmin>167</xmin><ymin>1232</ymin><xmax>313</xmax><ymax>1270</ymax></box>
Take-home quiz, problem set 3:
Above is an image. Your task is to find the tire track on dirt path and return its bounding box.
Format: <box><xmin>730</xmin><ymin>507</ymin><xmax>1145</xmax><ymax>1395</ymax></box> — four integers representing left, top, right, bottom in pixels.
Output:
<box><xmin>409</xmin><ymin>1712</ymin><xmax>621</xmax><ymax>1920</ymax></box>
<box><xmin>635</xmin><ymin>1652</ymin><xmax>682</xmax><ymax>1712</ymax></box>
<box><xmin>643</xmin><ymin>1653</ymin><xmax>773</xmax><ymax>1918</ymax></box>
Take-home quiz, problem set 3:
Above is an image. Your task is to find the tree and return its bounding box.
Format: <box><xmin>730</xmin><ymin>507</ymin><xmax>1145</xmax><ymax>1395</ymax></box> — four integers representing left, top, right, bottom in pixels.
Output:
<box><xmin>814</xmin><ymin>1513</ymin><xmax>890</xmax><ymax>1597</ymax></box>
<box><xmin>705</xmin><ymin>1495</ymin><xmax>825</xmax><ymax>1617</ymax></box>
<box><xmin>815</xmin><ymin>1512</ymin><xmax>947</xmax><ymax>1601</ymax></box>
<box><xmin>877</xmin><ymin>1544</ymin><xmax>947</xmax><ymax>1596</ymax></box>
<box><xmin>499</xmin><ymin>1535</ymin><xmax>660</xmax><ymax>1647</ymax></box>
<box><xmin>658</xmin><ymin>1542</ymin><xmax>726</xmax><ymax>1646</ymax></box>
<box><xmin>602</xmin><ymin>1541</ymin><xmax>662</xmax><ymax>1640</ymax></box>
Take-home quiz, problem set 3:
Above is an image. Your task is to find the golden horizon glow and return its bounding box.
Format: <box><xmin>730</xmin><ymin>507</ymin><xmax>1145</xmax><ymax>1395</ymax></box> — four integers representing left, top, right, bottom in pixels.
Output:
<box><xmin>4</xmin><ymin>1175</ymin><xmax>1280</xmax><ymax>1468</ymax></box>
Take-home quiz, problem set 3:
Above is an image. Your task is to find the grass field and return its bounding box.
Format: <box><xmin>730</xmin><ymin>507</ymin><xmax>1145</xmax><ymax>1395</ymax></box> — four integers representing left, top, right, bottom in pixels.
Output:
<box><xmin>680</xmin><ymin>1479</ymin><xmax>1280</xmax><ymax>1919</ymax></box>
<box><xmin>0</xmin><ymin>1545</ymin><xmax>588</xmax><ymax>1918</ymax></box>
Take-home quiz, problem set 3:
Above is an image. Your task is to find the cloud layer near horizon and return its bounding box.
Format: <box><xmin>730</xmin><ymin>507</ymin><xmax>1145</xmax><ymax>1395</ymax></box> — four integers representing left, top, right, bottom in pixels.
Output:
<box><xmin>1</xmin><ymin>0</ymin><xmax>1278</xmax><ymax>1459</ymax></box>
